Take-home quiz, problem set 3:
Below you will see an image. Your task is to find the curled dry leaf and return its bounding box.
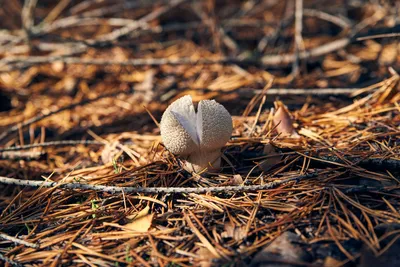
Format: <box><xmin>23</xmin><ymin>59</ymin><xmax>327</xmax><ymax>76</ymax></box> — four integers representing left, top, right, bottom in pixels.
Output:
<box><xmin>250</xmin><ymin>232</ymin><xmax>311</xmax><ymax>267</ymax></box>
<box><xmin>125</xmin><ymin>206</ymin><xmax>154</xmax><ymax>232</ymax></box>
<box><xmin>273</xmin><ymin>101</ymin><xmax>299</xmax><ymax>137</ymax></box>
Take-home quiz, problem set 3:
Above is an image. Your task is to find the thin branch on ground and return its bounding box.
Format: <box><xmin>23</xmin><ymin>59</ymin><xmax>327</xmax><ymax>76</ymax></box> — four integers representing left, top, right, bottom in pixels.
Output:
<box><xmin>0</xmin><ymin>140</ymin><xmax>104</xmax><ymax>152</ymax></box>
<box><xmin>357</xmin><ymin>32</ymin><xmax>400</xmax><ymax>41</ymax></box>
<box><xmin>0</xmin><ymin>37</ymin><xmax>352</xmax><ymax>70</ymax></box>
<box><xmin>0</xmin><ymin>172</ymin><xmax>317</xmax><ymax>194</ymax></box>
<box><xmin>0</xmin><ymin>233</ymin><xmax>39</xmax><ymax>248</ymax></box>
<box><xmin>246</xmin><ymin>87</ymin><xmax>361</xmax><ymax>95</ymax></box>
<box><xmin>292</xmin><ymin>0</ymin><xmax>304</xmax><ymax>77</ymax></box>
<box><xmin>0</xmin><ymin>253</ymin><xmax>23</xmax><ymax>267</ymax></box>
<box><xmin>318</xmin><ymin>155</ymin><xmax>400</xmax><ymax>170</ymax></box>
<box><xmin>0</xmin><ymin>151</ymin><xmax>45</xmax><ymax>160</ymax></box>
<box><xmin>261</xmin><ymin>37</ymin><xmax>351</xmax><ymax>66</ymax></box>
<box><xmin>303</xmin><ymin>9</ymin><xmax>352</xmax><ymax>29</ymax></box>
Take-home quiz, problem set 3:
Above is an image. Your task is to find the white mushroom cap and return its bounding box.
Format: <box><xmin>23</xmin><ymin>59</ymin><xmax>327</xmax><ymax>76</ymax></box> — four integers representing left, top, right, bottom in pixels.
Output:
<box><xmin>197</xmin><ymin>99</ymin><xmax>233</xmax><ymax>152</ymax></box>
<box><xmin>160</xmin><ymin>95</ymin><xmax>198</xmax><ymax>156</ymax></box>
<box><xmin>160</xmin><ymin>95</ymin><xmax>233</xmax><ymax>172</ymax></box>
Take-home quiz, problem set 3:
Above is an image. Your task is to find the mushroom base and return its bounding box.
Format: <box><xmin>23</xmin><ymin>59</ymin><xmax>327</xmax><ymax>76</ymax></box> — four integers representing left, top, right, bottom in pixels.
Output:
<box><xmin>183</xmin><ymin>149</ymin><xmax>222</xmax><ymax>173</ymax></box>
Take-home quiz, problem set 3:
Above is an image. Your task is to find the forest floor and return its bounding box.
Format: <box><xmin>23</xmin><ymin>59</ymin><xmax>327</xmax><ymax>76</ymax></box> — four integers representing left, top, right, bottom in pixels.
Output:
<box><xmin>0</xmin><ymin>1</ymin><xmax>400</xmax><ymax>266</ymax></box>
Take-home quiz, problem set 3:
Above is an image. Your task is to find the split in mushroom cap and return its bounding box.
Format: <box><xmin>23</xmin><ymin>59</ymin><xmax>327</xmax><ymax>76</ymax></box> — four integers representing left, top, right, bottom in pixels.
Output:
<box><xmin>160</xmin><ymin>95</ymin><xmax>233</xmax><ymax>172</ymax></box>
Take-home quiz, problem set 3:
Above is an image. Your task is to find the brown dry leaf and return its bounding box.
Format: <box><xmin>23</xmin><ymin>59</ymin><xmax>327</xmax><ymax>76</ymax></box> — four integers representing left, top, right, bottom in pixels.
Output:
<box><xmin>273</xmin><ymin>101</ymin><xmax>299</xmax><ymax>137</ymax></box>
<box><xmin>221</xmin><ymin>222</ymin><xmax>247</xmax><ymax>241</ymax></box>
<box><xmin>125</xmin><ymin>206</ymin><xmax>154</xmax><ymax>232</ymax></box>
<box><xmin>257</xmin><ymin>143</ymin><xmax>282</xmax><ymax>172</ymax></box>
<box><xmin>127</xmin><ymin>205</ymin><xmax>149</xmax><ymax>220</ymax></box>
<box><xmin>251</xmin><ymin>232</ymin><xmax>311</xmax><ymax>266</ymax></box>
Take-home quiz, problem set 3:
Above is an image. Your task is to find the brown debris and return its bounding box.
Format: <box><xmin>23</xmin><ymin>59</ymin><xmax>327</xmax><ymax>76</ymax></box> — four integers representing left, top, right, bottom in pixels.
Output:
<box><xmin>250</xmin><ymin>232</ymin><xmax>311</xmax><ymax>267</ymax></box>
<box><xmin>273</xmin><ymin>101</ymin><xmax>299</xmax><ymax>137</ymax></box>
<box><xmin>0</xmin><ymin>1</ymin><xmax>400</xmax><ymax>266</ymax></box>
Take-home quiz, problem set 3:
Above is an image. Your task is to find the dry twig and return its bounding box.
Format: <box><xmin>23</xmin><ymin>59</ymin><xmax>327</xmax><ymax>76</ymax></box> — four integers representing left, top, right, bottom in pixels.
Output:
<box><xmin>0</xmin><ymin>172</ymin><xmax>316</xmax><ymax>194</ymax></box>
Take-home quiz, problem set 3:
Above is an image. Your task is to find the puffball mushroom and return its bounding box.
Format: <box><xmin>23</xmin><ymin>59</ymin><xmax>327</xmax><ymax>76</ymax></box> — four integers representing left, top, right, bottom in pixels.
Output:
<box><xmin>160</xmin><ymin>95</ymin><xmax>233</xmax><ymax>173</ymax></box>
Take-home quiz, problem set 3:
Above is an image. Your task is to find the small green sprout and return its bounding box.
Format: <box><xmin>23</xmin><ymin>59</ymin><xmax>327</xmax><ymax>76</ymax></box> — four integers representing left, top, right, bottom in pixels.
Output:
<box><xmin>91</xmin><ymin>199</ymin><xmax>99</xmax><ymax>218</ymax></box>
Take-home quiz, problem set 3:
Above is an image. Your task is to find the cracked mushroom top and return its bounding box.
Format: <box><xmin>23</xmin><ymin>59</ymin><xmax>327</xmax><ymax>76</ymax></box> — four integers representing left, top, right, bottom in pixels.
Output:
<box><xmin>160</xmin><ymin>95</ymin><xmax>233</xmax><ymax>156</ymax></box>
